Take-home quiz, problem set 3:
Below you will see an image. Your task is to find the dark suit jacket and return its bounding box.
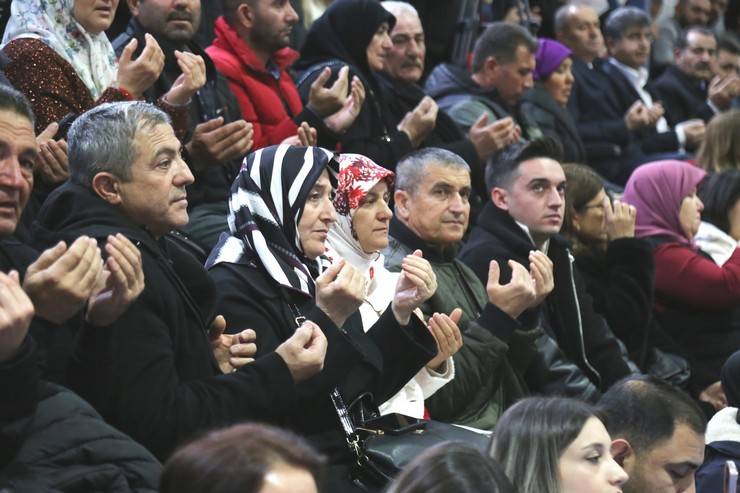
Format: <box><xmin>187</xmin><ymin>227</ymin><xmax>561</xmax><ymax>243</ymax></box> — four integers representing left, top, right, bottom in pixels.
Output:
<box><xmin>652</xmin><ymin>65</ymin><xmax>716</xmax><ymax>126</ymax></box>
<box><xmin>568</xmin><ymin>58</ymin><xmax>630</xmax><ymax>148</ymax></box>
<box><xmin>599</xmin><ymin>61</ymin><xmax>680</xmax><ymax>154</ymax></box>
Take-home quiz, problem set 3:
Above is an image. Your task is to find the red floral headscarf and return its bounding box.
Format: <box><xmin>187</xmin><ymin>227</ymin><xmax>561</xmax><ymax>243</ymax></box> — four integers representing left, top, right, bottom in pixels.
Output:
<box><xmin>333</xmin><ymin>154</ymin><xmax>394</xmax><ymax>216</ymax></box>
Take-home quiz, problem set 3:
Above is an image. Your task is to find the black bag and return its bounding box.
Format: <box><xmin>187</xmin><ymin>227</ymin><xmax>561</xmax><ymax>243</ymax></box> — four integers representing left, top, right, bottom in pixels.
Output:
<box><xmin>334</xmin><ymin>391</ymin><xmax>491</xmax><ymax>490</ymax></box>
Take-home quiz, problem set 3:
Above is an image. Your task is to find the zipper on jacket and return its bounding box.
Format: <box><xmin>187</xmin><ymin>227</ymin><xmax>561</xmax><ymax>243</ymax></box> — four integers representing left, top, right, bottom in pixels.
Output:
<box><xmin>567</xmin><ymin>249</ymin><xmax>601</xmax><ymax>386</ymax></box>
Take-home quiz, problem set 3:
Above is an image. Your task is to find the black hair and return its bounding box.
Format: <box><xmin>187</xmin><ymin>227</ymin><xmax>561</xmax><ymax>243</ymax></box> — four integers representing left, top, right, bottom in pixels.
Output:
<box><xmin>597</xmin><ymin>375</ymin><xmax>707</xmax><ymax>454</ymax></box>
<box><xmin>0</xmin><ymin>83</ymin><xmax>34</xmax><ymax>126</ymax></box>
<box><xmin>471</xmin><ymin>22</ymin><xmax>538</xmax><ymax>72</ymax></box>
<box><xmin>698</xmin><ymin>170</ymin><xmax>740</xmax><ymax>233</ymax></box>
<box><xmin>604</xmin><ymin>7</ymin><xmax>652</xmax><ymax>40</ymax></box>
<box><xmin>485</xmin><ymin>137</ymin><xmax>564</xmax><ymax>191</ymax></box>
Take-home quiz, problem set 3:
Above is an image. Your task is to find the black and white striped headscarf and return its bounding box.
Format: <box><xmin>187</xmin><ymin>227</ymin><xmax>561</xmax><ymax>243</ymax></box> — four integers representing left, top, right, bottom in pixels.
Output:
<box><xmin>206</xmin><ymin>145</ymin><xmax>339</xmax><ymax>296</ymax></box>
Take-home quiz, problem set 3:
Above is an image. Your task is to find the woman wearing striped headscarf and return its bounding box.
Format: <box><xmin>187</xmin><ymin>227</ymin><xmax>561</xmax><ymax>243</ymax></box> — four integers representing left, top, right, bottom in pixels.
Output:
<box><xmin>206</xmin><ymin>144</ymin><xmax>437</xmax><ymax>492</ymax></box>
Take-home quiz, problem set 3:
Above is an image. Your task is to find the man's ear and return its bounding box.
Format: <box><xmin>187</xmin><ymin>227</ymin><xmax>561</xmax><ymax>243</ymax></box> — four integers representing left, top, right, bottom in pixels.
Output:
<box><xmin>491</xmin><ymin>186</ymin><xmax>509</xmax><ymax>210</ymax></box>
<box><xmin>236</xmin><ymin>2</ymin><xmax>257</xmax><ymax>30</ymax></box>
<box><xmin>92</xmin><ymin>172</ymin><xmax>123</xmax><ymax>205</ymax></box>
<box><xmin>394</xmin><ymin>189</ymin><xmax>411</xmax><ymax>221</ymax></box>
<box><xmin>610</xmin><ymin>438</ymin><xmax>634</xmax><ymax>467</ymax></box>
<box><xmin>485</xmin><ymin>55</ymin><xmax>499</xmax><ymax>76</ymax></box>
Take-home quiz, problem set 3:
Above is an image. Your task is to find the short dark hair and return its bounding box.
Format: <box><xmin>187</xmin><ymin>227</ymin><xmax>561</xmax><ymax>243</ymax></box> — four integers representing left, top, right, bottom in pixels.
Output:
<box><xmin>0</xmin><ymin>84</ymin><xmax>34</xmax><ymax>126</ymax></box>
<box><xmin>472</xmin><ymin>22</ymin><xmax>538</xmax><ymax>72</ymax></box>
<box><xmin>160</xmin><ymin>423</ymin><xmax>325</xmax><ymax>493</ymax></box>
<box><xmin>676</xmin><ymin>26</ymin><xmax>716</xmax><ymax>50</ymax></box>
<box><xmin>604</xmin><ymin>7</ymin><xmax>652</xmax><ymax>40</ymax></box>
<box><xmin>222</xmin><ymin>0</ymin><xmax>256</xmax><ymax>26</ymax></box>
<box><xmin>485</xmin><ymin>137</ymin><xmax>564</xmax><ymax>191</ymax></box>
<box><xmin>387</xmin><ymin>442</ymin><xmax>515</xmax><ymax>493</ymax></box>
<box><xmin>597</xmin><ymin>375</ymin><xmax>707</xmax><ymax>454</ymax></box>
<box><xmin>698</xmin><ymin>170</ymin><xmax>740</xmax><ymax>233</ymax></box>
<box><xmin>718</xmin><ymin>33</ymin><xmax>740</xmax><ymax>54</ymax></box>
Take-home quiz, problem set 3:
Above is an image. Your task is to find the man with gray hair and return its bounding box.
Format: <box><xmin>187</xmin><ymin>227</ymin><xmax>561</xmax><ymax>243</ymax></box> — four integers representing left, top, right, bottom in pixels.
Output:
<box><xmin>31</xmin><ymin>101</ymin><xmax>328</xmax><ymax>460</ymax></box>
<box><xmin>423</xmin><ymin>22</ymin><xmax>541</xmax><ymax>142</ymax></box>
<box><xmin>384</xmin><ymin>147</ymin><xmax>599</xmax><ymax>430</ymax></box>
<box><xmin>380</xmin><ymin>1</ymin><xmax>525</xmax><ymax>203</ymax></box>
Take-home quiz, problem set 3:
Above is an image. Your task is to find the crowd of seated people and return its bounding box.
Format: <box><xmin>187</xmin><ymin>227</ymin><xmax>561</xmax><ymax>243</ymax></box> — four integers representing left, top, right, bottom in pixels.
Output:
<box><xmin>0</xmin><ymin>0</ymin><xmax>739</xmax><ymax>492</ymax></box>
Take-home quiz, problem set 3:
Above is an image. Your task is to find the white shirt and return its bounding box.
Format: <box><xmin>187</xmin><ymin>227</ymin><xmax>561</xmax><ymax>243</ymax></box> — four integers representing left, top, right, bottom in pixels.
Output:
<box><xmin>609</xmin><ymin>58</ymin><xmax>671</xmax><ymax>133</ymax></box>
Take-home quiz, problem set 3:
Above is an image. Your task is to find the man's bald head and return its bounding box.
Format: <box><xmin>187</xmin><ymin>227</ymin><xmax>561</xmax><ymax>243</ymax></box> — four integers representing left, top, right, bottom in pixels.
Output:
<box><xmin>555</xmin><ymin>4</ymin><xmax>605</xmax><ymax>62</ymax></box>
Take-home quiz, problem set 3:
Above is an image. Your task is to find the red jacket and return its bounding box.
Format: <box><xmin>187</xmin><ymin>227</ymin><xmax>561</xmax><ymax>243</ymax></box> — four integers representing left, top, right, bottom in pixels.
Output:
<box><xmin>206</xmin><ymin>17</ymin><xmax>322</xmax><ymax>149</ymax></box>
<box><xmin>654</xmin><ymin>242</ymin><xmax>740</xmax><ymax>310</ymax></box>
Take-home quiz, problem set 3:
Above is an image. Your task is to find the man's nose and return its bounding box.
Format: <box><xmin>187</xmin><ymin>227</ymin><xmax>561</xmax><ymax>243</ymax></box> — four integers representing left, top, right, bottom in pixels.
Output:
<box><xmin>0</xmin><ymin>158</ymin><xmax>25</xmax><ymax>189</ymax></box>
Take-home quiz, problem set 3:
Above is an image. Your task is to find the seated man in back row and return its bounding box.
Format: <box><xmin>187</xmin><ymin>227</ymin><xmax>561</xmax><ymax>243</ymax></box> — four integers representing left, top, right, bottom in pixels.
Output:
<box><xmin>424</xmin><ymin>22</ymin><xmax>541</xmax><ymax>143</ymax></box>
<box><xmin>379</xmin><ymin>1</ymin><xmax>519</xmax><ymax>203</ymax></box>
<box><xmin>30</xmin><ymin>101</ymin><xmax>328</xmax><ymax>460</ymax></box>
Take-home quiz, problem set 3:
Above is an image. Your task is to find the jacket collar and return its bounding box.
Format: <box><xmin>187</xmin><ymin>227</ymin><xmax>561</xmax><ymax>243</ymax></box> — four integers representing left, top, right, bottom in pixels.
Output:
<box><xmin>388</xmin><ymin>216</ymin><xmax>459</xmax><ymax>263</ymax></box>
<box><xmin>211</xmin><ymin>16</ymin><xmax>299</xmax><ymax>74</ymax></box>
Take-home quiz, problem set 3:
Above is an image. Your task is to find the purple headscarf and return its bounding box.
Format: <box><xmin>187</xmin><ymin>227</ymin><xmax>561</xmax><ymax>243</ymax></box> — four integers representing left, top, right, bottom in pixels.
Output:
<box><xmin>534</xmin><ymin>39</ymin><xmax>572</xmax><ymax>81</ymax></box>
<box><xmin>622</xmin><ymin>160</ymin><xmax>707</xmax><ymax>246</ymax></box>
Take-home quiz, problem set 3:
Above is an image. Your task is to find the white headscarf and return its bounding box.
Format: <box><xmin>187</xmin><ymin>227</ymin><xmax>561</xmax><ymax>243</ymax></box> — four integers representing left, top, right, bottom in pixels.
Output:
<box><xmin>2</xmin><ymin>0</ymin><xmax>118</xmax><ymax>99</ymax></box>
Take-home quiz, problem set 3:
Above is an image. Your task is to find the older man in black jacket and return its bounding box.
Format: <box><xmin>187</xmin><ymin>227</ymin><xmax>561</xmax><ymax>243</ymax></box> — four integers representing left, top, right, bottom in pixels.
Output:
<box><xmin>31</xmin><ymin>101</ymin><xmax>328</xmax><ymax>461</ymax></box>
<box><xmin>0</xmin><ymin>85</ymin><xmax>161</xmax><ymax>491</ymax></box>
<box><xmin>459</xmin><ymin>139</ymin><xmax>637</xmax><ymax>392</ymax></box>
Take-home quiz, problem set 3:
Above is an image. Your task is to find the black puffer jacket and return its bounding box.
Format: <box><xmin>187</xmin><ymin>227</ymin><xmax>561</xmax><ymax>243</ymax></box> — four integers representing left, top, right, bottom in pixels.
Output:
<box><xmin>0</xmin><ymin>337</ymin><xmax>160</xmax><ymax>492</ymax></box>
<box><xmin>459</xmin><ymin>202</ymin><xmax>635</xmax><ymax>390</ymax></box>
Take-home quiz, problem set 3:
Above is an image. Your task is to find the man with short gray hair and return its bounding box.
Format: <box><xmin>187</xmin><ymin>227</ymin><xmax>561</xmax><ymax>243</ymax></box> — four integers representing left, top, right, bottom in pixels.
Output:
<box><xmin>31</xmin><ymin>101</ymin><xmax>328</xmax><ymax>460</ymax></box>
<box><xmin>423</xmin><ymin>22</ymin><xmax>541</xmax><ymax>142</ymax></box>
<box><xmin>384</xmin><ymin>147</ymin><xmax>599</xmax><ymax>430</ymax></box>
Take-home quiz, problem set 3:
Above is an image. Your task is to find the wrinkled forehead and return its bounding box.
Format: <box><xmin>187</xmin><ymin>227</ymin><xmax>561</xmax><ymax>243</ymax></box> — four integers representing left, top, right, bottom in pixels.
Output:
<box><xmin>391</xmin><ymin>11</ymin><xmax>424</xmax><ymax>36</ymax></box>
<box><xmin>420</xmin><ymin>162</ymin><xmax>470</xmax><ymax>188</ymax></box>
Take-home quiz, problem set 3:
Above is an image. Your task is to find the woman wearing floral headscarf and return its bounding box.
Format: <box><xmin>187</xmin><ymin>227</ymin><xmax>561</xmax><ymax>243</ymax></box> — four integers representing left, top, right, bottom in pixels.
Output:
<box><xmin>1</xmin><ymin>0</ymin><xmax>202</xmax><ymax>137</ymax></box>
<box><xmin>326</xmin><ymin>153</ymin><xmax>459</xmax><ymax>419</ymax></box>
<box><xmin>623</xmin><ymin>160</ymin><xmax>740</xmax><ymax>409</ymax></box>
<box><xmin>207</xmin><ymin>144</ymin><xmax>437</xmax><ymax>492</ymax></box>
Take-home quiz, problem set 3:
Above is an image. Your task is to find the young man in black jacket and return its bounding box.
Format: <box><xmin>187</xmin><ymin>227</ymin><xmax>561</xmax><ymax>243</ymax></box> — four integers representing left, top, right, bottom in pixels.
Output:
<box><xmin>459</xmin><ymin>138</ymin><xmax>637</xmax><ymax>392</ymax></box>
<box><xmin>31</xmin><ymin>101</ymin><xmax>328</xmax><ymax>460</ymax></box>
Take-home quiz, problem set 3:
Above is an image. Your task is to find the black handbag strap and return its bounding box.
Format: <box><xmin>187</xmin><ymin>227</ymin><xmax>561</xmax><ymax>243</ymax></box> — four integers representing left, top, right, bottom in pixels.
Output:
<box><xmin>285</xmin><ymin>301</ymin><xmax>364</xmax><ymax>460</ymax></box>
